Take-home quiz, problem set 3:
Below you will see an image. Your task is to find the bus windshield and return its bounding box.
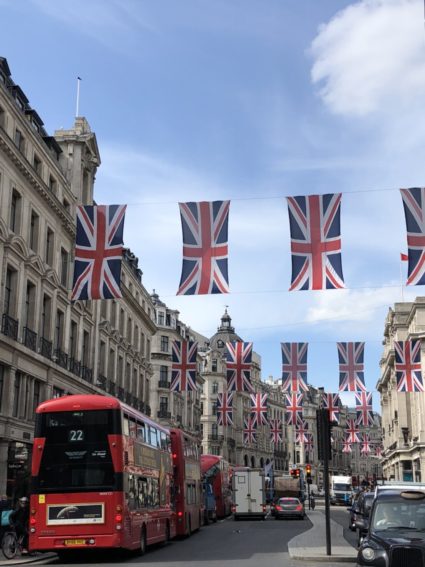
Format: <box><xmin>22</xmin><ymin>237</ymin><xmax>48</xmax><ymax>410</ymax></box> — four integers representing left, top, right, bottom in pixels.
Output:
<box><xmin>334</xmin><ymin>483</ymin><xmax>351</xmax><ymax>491</ymax></box>
<box><xmin>34</xmin><ymin>409</ymin><xmax>121</xmax><ymax>492</ymax></box>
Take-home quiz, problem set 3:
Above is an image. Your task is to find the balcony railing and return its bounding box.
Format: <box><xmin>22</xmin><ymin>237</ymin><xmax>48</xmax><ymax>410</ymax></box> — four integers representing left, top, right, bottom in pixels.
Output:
<box><xmin>22</xmin><ymin>327</ymin><xmax>37</xmax><ymax>352</ymax></box>
<box><xmin>117</xmin><ymin>387</ymin><xmax>125</xmax><ymax>401</ymax></box>
<box><xmin>131</xmin><ymin>396</ymin><xmax>139</xmax><ymax>409</ymax></box>
<box><xmin>107</xmin><ymin>380</ymin><xmax>116</xmax><ymax>396</ymax></box>
<box><xmin>138</xmin><ymin>400</ymin><xmax>145</xmax><ymax>413</ymax></box>
<box><xmin>145</xmin><ymin>405</ymin><xmax>151</xmax><ymax>416</ymax></box>
<box><xmin>2</xmin><ymin>314</ymin><xmax>18</xmax><ymax>340</ymax></box>
<box><xmin>208</xmin><ymin>434</ymin><xmax>224</xmax><ymax>442</ymax></box>
<box><xmin>39</xmin><ymin>337</ymin><xmax>52</xmax><ymax>359</ymax></box>
<box><xmin>96</xmin><ymin>375</ymin><xmax>107</xmax><ymax>390</ymax></box>
<box><xmin>125</xmin><ymin>392</ymin><xmax>132</xmax><ymax>405</ymax></box>
<box><xmin>158</xmin><ymin>380</ymin><xmax>171</xmax><ymax>389</ymax></box>
<box><xmin>54</xmin><ymin>348</ymin><xmax>68</xmax><ymax>369</ymax></box>
<box><xmin>157</xmin><ymin>409</ymin><xmax>171</xmax><ymax>419</ymax></box>
<box><xmin>69</xmin><ymin>358</ymin><xmax>81</xmax><ymax>377</ymax></box>
<box><xmin>81</xmin><ymin>366</ymin><xmax>93</xmax><ymax>383</ymax></box>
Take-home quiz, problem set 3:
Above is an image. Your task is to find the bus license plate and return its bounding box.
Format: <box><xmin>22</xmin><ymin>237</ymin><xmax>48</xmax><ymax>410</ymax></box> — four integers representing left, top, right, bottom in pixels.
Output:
<box><xmin>65</xmin><ymin>539</ymin><xmax>86</xmax><ymax>546</ymax></box>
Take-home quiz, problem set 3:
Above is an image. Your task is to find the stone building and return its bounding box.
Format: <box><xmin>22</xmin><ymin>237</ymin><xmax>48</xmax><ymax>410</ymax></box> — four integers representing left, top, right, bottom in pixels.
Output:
<box><xmin>0</xmin><ymin>57</ymin><xmax>156</xmax><ymax>499</ymax></box>
<box><xmin>378</xmin><ymin>298</ymin><xmax>425</xmax><ymax>482</ymax></box>
<box><xmin>149</xmin><ymin>291</ymin><xmax>205</xmax><ymax>437</ymax></box>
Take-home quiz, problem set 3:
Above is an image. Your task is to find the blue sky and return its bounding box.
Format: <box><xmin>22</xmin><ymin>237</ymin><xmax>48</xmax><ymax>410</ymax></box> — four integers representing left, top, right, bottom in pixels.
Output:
<box><xmin>2</xmin><ymin>0</ymin><xmax>425</xmax><ymax>410</ymax></box>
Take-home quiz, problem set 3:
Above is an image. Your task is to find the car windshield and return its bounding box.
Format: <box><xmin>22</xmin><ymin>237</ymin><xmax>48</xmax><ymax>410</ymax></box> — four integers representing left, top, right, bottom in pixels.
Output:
<box><xmin>371</xmin><ymin>501</ymin><xmax>425</xmax><ymax>532</ymax></box>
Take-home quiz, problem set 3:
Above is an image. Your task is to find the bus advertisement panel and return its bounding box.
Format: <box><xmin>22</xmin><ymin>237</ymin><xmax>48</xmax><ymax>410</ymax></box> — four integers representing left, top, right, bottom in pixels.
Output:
<box><xmin>170</xmin><ymin>429</ymin><xmax>202</xmax><ymax>536</ymax></box>
<box><xmin>29</xmin><ymin>395</ymin><xmax>175</xmax><ymax>556</ymax></box>
<box><xmin>201</xmin><ymin>455</ymin><xmax>232</xmax><ymax>518</ymax></box>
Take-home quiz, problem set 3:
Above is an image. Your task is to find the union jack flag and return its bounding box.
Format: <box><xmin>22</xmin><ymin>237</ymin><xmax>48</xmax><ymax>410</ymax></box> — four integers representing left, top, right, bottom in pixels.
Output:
<box><xmin>284</xmin><ymin>393</ymin><xmax>303</xmax><ymax>425</ymax></box>
<box><xmin>170</xmin><ymin>340</ymin><xmax>198</xmax><ymax>392</ymax></box>
<box><xmin>305</xmin><ymin>433</ymin><xmax>314</xmax><ymax>453</ymax></box>
<box><xmin>243</xmin><ymin>416</ymin><xmax>257</xmax><ymax>445</ymax></box>
<box><xmin>342</xmin><ymin>439</ymin><xmax>352</xmax><ymax>453</ymax></box>
<box><xmin>400</xmin><ymin>188</ymin><xmax>425</xmax><ymax>286</ymax></box>
<box><xmin>216</xmin><ymin>392</ymin><xmax>233</xmax><ymax>426</ymax></box>
<box><xmin>345</xmin><ymin>419</ymin><xmax>360</xmax><ymax>443</ymax></box>
<box><xmin>250</xmin><ymin>393</ymin><xmax>269</xmax><ymax>426</ymax></box>
<box><xmin>374</xmin><ymin>445</ymin><xmax>383</xmax><ymax>458</ymax></box>
<box><xmin>287</xmin><ymin>193</ymin><xmax>344</xmax><ymax>290</ymax></box>
<box><xmin>295</xmin><ymin>419</ymin><xmax>309</xmax><ymax>444</ymax></box>
<box><xmin>72</xmin><ymin>205</ymin><xmax>127</xmax><ymax>300</ymax></box>
<box><xmin>281</xmin><ymin>343</ymin><xmax>309</xmax><ymax>392</ymax></box>
<box><xmin>395</xmin><ymin>339</ymin><xmax>425</xmax><ymax>392</ymax></box>
<box><xmin>177</xmin><ymin>200</ymin><xmax>230</xmax><ymax>295</ymax></box>
<box><xmin>355</xmin><ymin>391</ymin><xmax>373</xmax><ymax>426</ymax></box>
<box><xmin>322</xmin><ymin>393</ymin><xmax>341</xmax><ymax>423</ymax></box>
<box><xmin>270</xmin><ymin>419</ymin><xmax>283</xmax><ymax>444</ymax></box>
<box><xmin>361</xmin><ymin>433</ymin><xmax>371</xmax><ymax>455</ymax></box>
<box><xmin>226</xmin><ymin>341</ymin><xmax>254</xmax><ymax>392</ymax></box>
<box><xmin>337</xmin><ymin>342</ymin><xmax>366</xmax><ymax>392</ymax></box>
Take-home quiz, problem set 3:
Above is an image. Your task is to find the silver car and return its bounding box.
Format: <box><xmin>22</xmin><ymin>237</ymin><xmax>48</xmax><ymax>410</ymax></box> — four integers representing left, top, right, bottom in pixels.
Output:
<box><xmin>273</xmin><ymin>497</ymin><xmax>305</xmax><ymax>520</ymax></box>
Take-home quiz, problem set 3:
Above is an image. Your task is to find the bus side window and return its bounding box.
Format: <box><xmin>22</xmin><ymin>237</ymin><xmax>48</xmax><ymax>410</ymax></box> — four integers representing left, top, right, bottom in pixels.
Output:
<box><xmin>137</xmin><ymin>422</ymin><xmax>146</xmax><ymax>443</ymax></box>
<box><xmin>160</xmin><ymin>431</ymin><xmax>167</xmax><ymax>451</ymax></box>
<box><xmin>137</xmin><ymin>476</ymin><xmax>148</xmax><ymax>508</ymax></box>
<box><xmin>166</xmin><ymin>435</ymin><xmax>172</xmax><ymax>453</ymax></box>
<box><xmin>129</xmin><ymin>418</ymin><xmax>137</xmax><ymax>438</ymax></box>
<box><xmin>123</xmin><ymin>415</ymin><xmax>130</xmax><ymax>436</ymax></box>
<box><xmin>150</xmin><ymin>426</ymin><xmax>158</xmax><ymax>448</ymax></box>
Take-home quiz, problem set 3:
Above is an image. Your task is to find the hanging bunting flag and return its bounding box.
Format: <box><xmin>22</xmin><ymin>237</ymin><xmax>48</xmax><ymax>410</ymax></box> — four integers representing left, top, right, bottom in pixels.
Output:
<box><xmin>284</xmin><ymin>392</ymin><xmax>304</xmax><ymax>425</ymax></box>
<box><xmin>250</xmin><ymin>393</ymin><xmax>269</xmax><ymax>426</ymax></box>
<box><xmin>400</xmin><ymin>188</ymin><xmax>425</xmax><ymax>285</ymax></box>
<box><xmin>287</xmin><ymin>193</ymin><xmax>344</xmax><ymax>291</ymax></box>
<box><xmin>170</xmin><ymin>340</ymin><xmax>198</xmax><ymax>392</ymax></box>
<box><xmin>281</xmin><ymin>342</ymin><xmax>309</xmax><ymax>392</ymax></box>
<box><xmin>71</xmin><ymin>204</ymin><xmax>127</xmax><ymax>300</ymax></box>
<box><xmin>243</xmin><ymin>416</ymin><xmax>257</xmax><ymax>445</ymax></box>
<box><xmin>374</xmin><ymin>445</ymin><xmax>383</xmax><ymax>458</ymax></box>
<box><xmin>400</xmin><ymin>252</ymin><xmax>409</xmax><ymax>262</ymax></box>
<box><xmin>226</xmin><ymin>341</ymin><xmax>254</xmax><ymax>392</ymax></box>
<box><xmin>322</xmin><ymin>393</ymin><xmax>341</xmax><ymax>423</ymax></box>
<box><xmin>295</xmin><ymin>419</ymin><xmax>309</xmax><ymax>444</ymax></box>
<box><xmin>345</xmin><ymin>418</ymin><xmax>360</xmax><ymax>443</ymax></box>
<box><xmin>177</xmin><ymin>200</ymin><xmax>230</xmax><ymax>295</ymax></box>
<box><xmin>360</xmin><ymin>433</ymin><xmax>371</xmax><ymax>455</ymax></box>
<box><xmin>342</xmin><ymin>439</ymin><xmax>352</xmax><ymax>453</ymax></box>
<box><xmin>216</xmin><ymin>392</ymin><xmax>233</xmax><ymax>426</ymax></box>
<box><xmin>337</xmin><ymin>342</ymin><xmax>366</xmax><ymax>392</ymax></box>
<box><xmin>270</xmin><ymin>419</ymin><xmax>283</xmax><ymax>444</ymax></box>
<box><xmin>395</xmin><ymin>339</ymin><xmax>425</xmax><ymax>392</ymax></box>
<box><xmin>355</xmin><ymin>391</ymin><xmax>373</xmax><ymax>426</ymax></box>
<box><xmin>305</xmin><ymin>433</ymin><xmax>314</xmax><ymax>453</ymax></box>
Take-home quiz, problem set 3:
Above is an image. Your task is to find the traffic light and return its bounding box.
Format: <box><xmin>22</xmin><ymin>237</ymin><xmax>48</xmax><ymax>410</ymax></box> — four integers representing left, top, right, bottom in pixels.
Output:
<box><xmin>290</xmin><ymin>468</ymin><xmax>300</xmax><ymax>478</ymax></box>
<box><xmin>316</xmin><ymin>408</ymin><xmax>334</xmax><ymax>461</ymax></box>
<box><xmin>305</xmin><ymin>464</ymin><xmax>312</xmax><ymax>484</ymax></box>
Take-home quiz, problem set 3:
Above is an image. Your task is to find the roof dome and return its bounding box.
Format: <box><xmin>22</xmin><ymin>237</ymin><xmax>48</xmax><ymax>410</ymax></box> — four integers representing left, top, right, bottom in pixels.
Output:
<box><xmin>209</xmin><ymin>309</ymin><xmax>242</xmax><ymax>351</ymax></box>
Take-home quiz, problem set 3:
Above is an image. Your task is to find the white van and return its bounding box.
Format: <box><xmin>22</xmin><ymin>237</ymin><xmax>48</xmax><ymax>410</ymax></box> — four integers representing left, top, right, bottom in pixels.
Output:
<box><xmin>232</xmin><ymin>468</ymin><xmax>266</xmax><ymax>520</ymax></box>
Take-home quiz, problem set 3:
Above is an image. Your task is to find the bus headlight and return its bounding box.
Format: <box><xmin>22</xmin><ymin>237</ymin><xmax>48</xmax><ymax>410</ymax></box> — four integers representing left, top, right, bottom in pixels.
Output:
<box><xmin>30</xmin><ymin>528</ymin><xmax>36</xmax><ymax>533</ymax></box>
<box><xmin>361</xmin><ymin>547</ymin><xmax>376</xmax><ymax>561</ymax></box>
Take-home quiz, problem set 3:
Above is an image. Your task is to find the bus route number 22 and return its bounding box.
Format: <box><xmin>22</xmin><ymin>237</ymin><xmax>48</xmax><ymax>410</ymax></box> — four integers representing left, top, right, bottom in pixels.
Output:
<box><xmin>69</xmin><ymin>429</ymin><xmax>84</xmax><ymax>442</ymax></box>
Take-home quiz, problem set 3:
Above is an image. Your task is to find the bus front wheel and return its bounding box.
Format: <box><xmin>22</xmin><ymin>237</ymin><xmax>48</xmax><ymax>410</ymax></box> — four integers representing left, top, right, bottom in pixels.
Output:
<box><xmin>140</xmin><ymin>527</ymin><xmax>147</xmax><ymax>555</ymax></box>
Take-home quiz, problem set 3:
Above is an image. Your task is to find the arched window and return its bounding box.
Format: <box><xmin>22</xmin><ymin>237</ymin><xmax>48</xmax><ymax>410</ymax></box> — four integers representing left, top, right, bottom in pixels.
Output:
<box><xmin>244</xmin><ymin>454</ymin><xmax>249</xmax><ymax>467</ymax></box>
<box><xmin>251</xmin><ymin>456</ymin><xmax>256</xmax><ymax>468</ymax></box>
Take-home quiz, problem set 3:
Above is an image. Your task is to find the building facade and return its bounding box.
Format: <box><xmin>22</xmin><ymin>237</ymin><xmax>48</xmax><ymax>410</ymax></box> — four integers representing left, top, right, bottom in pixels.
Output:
<box><xmin>378</xmin><ymin>298</ymin><xmax>425</xmax><ymax>482</ymax></box>
<box><xmin>0</xmin><ymin>57</ymin><xmax>156</xmax><ymax>499</ymax></box>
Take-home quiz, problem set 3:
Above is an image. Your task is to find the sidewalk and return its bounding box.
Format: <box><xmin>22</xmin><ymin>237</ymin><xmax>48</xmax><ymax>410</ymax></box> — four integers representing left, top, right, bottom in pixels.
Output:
<box><xmin>288</xmin><ymin>510</ymin><xmax>358</xmax><ymax>563</ymax></box>
<box><xmin>0</xmin><ymin>552</ymin><xmax>56</xmax><ymax>566</ymax></box>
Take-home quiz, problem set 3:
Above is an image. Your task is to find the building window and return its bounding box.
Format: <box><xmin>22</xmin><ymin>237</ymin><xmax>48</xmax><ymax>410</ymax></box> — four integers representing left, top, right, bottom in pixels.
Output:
<box><xmin>29</xmin><ymin>210</ymin><xmax>39</xmax><ymax>252</ymax></box>
<box><xmin>4</xmin><ymin>267</ymin><xmax>18</xmax><ymax>316</ymax></box>
<box><xmin>157</xmin><ymin>311</ymin><xmax>165</xmax><ymax>325</ymax></box>
<box><xmin>119</xmin><ymin>308</ymin><xmax>125</xmax><ymax>336</ymax></box>
<box><xmin>212</xmin><ymin>359</ymin><xmax>218</xmax><ymax>372</ymax></box>
<box><xmin>60</xmin><ymin>248</ymin><xmax>68</xmax><ymax>287</ymax></box>
<box><xmin>212</xmin><ymin>401</ymin><xmax>218</xmax><ymax>416</ymax></box>
<box><xmin>14</xmin><ymin>129</ymin><xmax>25</xmax><ymax>153</ymax></box>
<box><xmin>0</xmin><ymin>105</ymin><xmax>5</xmax><ymax>129</ymax></box>
<box><xmin>55</xmin><ymin>310</ymin><xmax>64</xmax><ymax>350</ymax></box>
<box><xmin>108</xmin><ymin>349</ymin><xmax>115</xmax><ymax>380</ymax></box>
<box><xmin>212</xmin><ymin>423</ymin><xmax>218</xmax><ymax>437</ymax></box>
<box><xmin>63</xmin><ymin>198</ymin><xmax>70</xmax><ymax>213</ymax></box>
<box><xmin>24</xmin><ymin>281</ymin><xmax>36</xmax><ymax>328</ymax></box>
<box><xmin>33</xmin><ymin>154</ymin><xmax>42</xmax><ymax>176</ymax></box>
<box><xmin>41</xmin><ymin>295</ymin><xmax>51</xmax><ymax>339</ymax></box>
<box><xmin>9</xmin><ymin>189</ymin><xmax>22</xmax><ymax>233</ymax></box>
<box><xmin>32</xmin><ymin>380</ymin><xmax>41</xmax><ymax>416</ymax></box>
<box><xmin>82</xmin><ymin>331</ymin><xmax>90</xmax><ymax>366</ymax></box>
<box><xmin>160</xmin><ymin>336</ymin><xmax>169</xmax><ymax>353</ymax></box>
<box><xmin>160</xmin><ymin>397</ymin><xmax>168</xmax><ymax>411</ymax></box>
<box><xmin>52</xmin><ymin>387</ymin><xmax>64</xmax><ymax>399</ymax></box>
<box><xmin>12</xmin><ymin>372</ymin><xmax>21</xmax><ymax>417</ymax></box>
<box><xmin>45</xmin><ymin>227</ymin><xmax>54</xmax><ymax>266</ymax></box>
<box><xmin>69</xmin><ymin>321</ymin><xmax>77</xmax><ymax>358</ymax></box>
<box><xmin>160</xmin><ymin>366</ymin><xmax>168</xmax><ymax>382</ymax></box>
<box><xmin>0</xmin><ymin>365</ymin><xmax>4</xmax><ymax>410</ymax></box>
<box><xmin>127</xmin><ymin>317</ymin><xmax>132</xmax><ymax>343</ymax></box>
<box><xmin>212</xmin><ymin>381</ymin><xmax>219</xmax><ymax>393</ymax></box>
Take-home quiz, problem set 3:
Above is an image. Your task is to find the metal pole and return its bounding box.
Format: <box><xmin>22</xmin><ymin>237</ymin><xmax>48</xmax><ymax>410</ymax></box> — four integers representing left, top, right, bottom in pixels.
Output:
<box><xmin>307</xmin><ymin>480</ymin><xmax>311</xmax><ymax>510</ymax></box>
<box><xmin>323</xmin><ymin>411</ymin><xmax>331</xmax><ymax>556</ymax></box>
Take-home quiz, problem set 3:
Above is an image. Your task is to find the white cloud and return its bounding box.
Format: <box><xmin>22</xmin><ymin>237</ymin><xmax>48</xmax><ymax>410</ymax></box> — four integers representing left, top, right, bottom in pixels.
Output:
<box><xmin>310</xmin><ymin>0</ymin><xmax>425</xmax><ymax>116</ymax></box>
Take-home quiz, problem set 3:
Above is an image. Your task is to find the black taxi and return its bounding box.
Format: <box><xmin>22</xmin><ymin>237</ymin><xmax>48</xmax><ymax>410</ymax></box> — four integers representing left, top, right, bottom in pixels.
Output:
<box><xmin>357</xmin><ymin>488</ymin><xmax>425</xmax><ymax>566</ymax></box>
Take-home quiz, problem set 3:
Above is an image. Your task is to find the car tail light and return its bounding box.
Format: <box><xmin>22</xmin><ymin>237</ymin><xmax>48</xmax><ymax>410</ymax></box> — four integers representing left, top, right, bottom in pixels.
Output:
<box><xmin>275</xmin><ymin>505</ymin><xmax>282</xmax><ymax>511</ymax></box>
<box><xmin>177</xmin><ymin>511</ymin><xmax>183</xmax><ymax>517</ymax></box>
<box><xmin>30</xmin><ymin>517</ymin><xmax>37</xmax><ymax>525</ymax></box>
<box><xmin>231</xmin><ymin>505</ymin><xmax>236</xmax><ymax>513</ymax></box>
<box><xmin>115</xmin><ymin>514</ymin><xmax>122</xmax><ymax>522</ymax></box>
<box><xmin>262</xmin><ymin>505</ymin><xmax>266</xmax><ymax>512</ymax></box>
<box><xmin>296</xmin><ymin>505</ymin><xmax>303</xmax><ymax>511</ymax></box>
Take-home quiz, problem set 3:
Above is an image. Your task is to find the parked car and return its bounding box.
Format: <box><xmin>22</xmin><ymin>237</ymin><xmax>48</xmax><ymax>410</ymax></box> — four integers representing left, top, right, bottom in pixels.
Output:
<box><xmin>354</xmin><ymin>491</ymin><xmax>375</xmax><ymax>546</ymax></box>
<box><xmin>273</xmin><ymin>497</ymin><xmax>305</xmax><ymax>520</ymax></box>
<box><xmin>347</xmin><ymin>490</ymin><xmax>363</xmax><ymax>531</ymax></box>
<box><xmin>357</xmin><ymin>488</ymin><xmax>425</xmax><ymax>566</ymax></box>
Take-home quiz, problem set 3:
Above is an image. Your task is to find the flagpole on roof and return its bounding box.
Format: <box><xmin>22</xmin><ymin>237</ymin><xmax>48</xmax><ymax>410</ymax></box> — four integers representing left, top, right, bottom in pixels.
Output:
<box><xmin>76</xmin><ymin>76</ymin><xmax>82</xmax><ymax>117</ymax></box>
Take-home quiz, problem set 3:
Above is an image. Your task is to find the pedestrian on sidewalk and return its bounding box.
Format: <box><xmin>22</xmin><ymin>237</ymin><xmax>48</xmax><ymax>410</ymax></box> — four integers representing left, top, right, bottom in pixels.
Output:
<box><xmin>9</xmin><ymin>497</ymin><xmax>29</xmax><ymax>554</ymax></box>
<box><xmin>310</xmin><ymin>494</ymin><xmax>316</xmax><ymax>510</ymax></box>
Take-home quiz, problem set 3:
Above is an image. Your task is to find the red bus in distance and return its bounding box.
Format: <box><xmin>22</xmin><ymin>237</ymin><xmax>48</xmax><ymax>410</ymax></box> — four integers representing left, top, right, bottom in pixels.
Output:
<box><xmin>30</xmin><ymin>395</ymin><xmax>175</xmax><ymax>556</ymax></box>
<box><xmin>201</xmin><ymin>455</ymin><xmax>232</xmax><ymax>518</ymax></box>
<box><xmin>170</xmin><ymin>428</ymin><xmax>202</xmax><ymax>536</ymax></box>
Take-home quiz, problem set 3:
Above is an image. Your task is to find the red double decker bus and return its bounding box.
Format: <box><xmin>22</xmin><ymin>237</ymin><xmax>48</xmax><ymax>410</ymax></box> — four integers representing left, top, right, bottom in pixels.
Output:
<box><xmin>29</xmin><ymin>395</ymin><xmax>175</xmax><ymax>556</ymax></box>
<box><xmin>200</xmin><ymin>455</ymin><xmax>232</xmax><ymax>518</ymax></box>
<box><xmin>170</xmin><ymin>428</ymin><xmax>202</xmax><ymax>536</ymax></box>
